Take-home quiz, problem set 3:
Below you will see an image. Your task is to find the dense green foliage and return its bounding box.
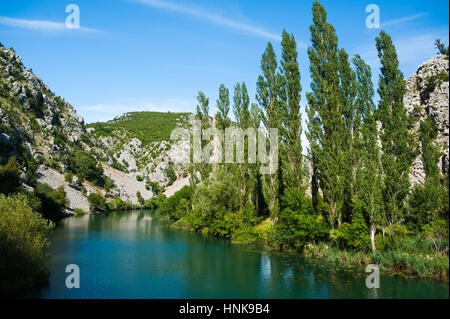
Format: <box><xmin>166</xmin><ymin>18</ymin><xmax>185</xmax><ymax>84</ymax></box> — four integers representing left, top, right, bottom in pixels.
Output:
<box><xmin>0</xmin><ymin>194</ymin><xmax>54</xmax><ymax>294</ymax></box>
<box><xmin>67</xmin><ymin>149</ymin><xmax>107</xmax><ymax>187</ymax></box>
<box><xmin>0</xmin><ymin>157</ymin><xmax>68</xmax><ymax>221</ymax></box>
<box><xmin>86</xmin><ymin>111</ymin><xmax>190</xmax><ymax>146</ymax></box>
<box><xmin>1</xmin><ymin>2</ymin><xmax>448</xmax><ymax>291</ymax></box>
<box><xmin>272</xmin><ymin>187</ymin><xmax>328</xmax><ymax>250</ymax></box>
<box><xmin>0</xmin><ymin>156</ymin><xmax>21</xmax><ymax>195</ymax></box>
<box><xmin>34</xmin><ymin>183</ymin><xmax>68</xmax><ymax>221</ymax></box>
<box><xmin>256</xmin><ymin>42</ymin><xmax>281</xmax><ymax>220</ymax></box>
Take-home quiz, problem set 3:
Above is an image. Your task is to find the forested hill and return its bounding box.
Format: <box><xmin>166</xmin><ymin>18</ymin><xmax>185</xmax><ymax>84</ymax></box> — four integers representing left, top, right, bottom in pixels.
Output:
<box><xmin>86</xmin><ymin>111</ymin><xmax>191</xmax><ymax>145</ymax></box>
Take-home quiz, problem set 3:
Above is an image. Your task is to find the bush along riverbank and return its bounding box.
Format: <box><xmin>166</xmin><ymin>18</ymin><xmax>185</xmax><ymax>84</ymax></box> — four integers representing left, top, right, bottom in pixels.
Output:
<box><xmin>153</xmin><ymin>182</ymin><xmax>449</xmax><ymax>282</ymax></box>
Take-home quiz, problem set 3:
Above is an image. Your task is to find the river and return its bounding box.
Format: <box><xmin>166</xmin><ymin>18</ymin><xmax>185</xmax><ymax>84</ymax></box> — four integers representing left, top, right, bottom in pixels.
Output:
<box><xmin>27</xmin><ymin>210</ymin><xmax>449</xmax><ymax>299</ymax></box>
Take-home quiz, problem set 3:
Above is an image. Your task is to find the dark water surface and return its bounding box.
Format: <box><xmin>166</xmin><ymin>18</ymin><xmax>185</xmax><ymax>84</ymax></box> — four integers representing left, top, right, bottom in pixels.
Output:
<box><xmin>29</xmin><ymin>210</ymin><xmax>448</xmax><ymax>299</ymax></box>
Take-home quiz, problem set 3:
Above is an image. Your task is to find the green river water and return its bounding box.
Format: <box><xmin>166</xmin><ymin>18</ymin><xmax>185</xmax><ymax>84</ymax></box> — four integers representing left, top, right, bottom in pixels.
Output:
<box><xmin>27</xmin><ymin>210</ymin><xmax>449</xmax><ymax>299</ymax></box>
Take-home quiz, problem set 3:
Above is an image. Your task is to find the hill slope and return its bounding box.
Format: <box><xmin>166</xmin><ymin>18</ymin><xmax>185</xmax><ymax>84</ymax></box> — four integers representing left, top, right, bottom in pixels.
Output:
<box><xmin>0</xmin><ymin>44</ymin><xmax>153</xmax><ymax>211</ymax></box>
<box><xmin>86</xmin><ymin>111</ymin><xmax>193</xmax><ymax>188</ymax></box>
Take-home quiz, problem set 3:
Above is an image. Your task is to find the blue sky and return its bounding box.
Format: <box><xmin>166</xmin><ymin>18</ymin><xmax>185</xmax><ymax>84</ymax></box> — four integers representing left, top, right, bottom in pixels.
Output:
<box><xmin>1</xmin><ymin>0</ymin><xmax>448</xmax><ymax>130</ymax></box>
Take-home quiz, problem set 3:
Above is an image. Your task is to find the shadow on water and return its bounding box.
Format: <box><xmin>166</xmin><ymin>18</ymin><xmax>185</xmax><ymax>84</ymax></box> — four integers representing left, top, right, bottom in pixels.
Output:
<box><xmin>23</xmin><ymin>210</ymin><xmax>449</xmax><ymax>299</ymax></box>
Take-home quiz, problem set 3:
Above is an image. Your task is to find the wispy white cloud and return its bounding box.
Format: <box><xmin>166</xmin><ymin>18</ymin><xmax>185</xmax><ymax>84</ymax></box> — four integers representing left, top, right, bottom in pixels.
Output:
<box><xmin>381</xmin><ymin>12</ymin><xmax>428</xmax><ymax>28</ymax></box>
<box><xmin>79</xmin><ymin>97</ymin><xmax>195</xmax><ymax>123</ymax></box>
<box><xmin>356</xmin><ymin>29</ymin><xmax>448</xmax><ymax>75</ymax></box>
<box><xmin>131</xmin><ymin>0</ymin><xmax>282</xmax><ymax>41</ymax></box>
<box><xmin>0</xmin><ymin>16</ymin><xmax>99</xmax><ymax>33</ymax></box>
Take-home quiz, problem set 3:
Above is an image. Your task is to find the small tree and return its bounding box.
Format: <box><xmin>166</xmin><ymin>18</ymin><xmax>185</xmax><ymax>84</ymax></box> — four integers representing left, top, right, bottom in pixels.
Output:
<box><xmin>136</xmin><ymin>191</ymin><xmax>145</xmax><ymax>206</ymax></box>
<box><xmin>435</xmin><ymin>39</ymin><xmax>449</xmax><ymax>56</ymax></box>
<box><xmin>0</xmin><ymin>156</ymin><xmax>21</xmax><ymax>195</ymax></box>
<box><xmin>88</xmin><ymin>192</ymin><xmax>107</xmax><ymax>212</ymax></box>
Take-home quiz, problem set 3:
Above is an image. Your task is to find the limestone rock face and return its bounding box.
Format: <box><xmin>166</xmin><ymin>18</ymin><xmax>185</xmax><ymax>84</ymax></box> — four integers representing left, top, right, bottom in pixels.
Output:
<box><xmin>87</xmin><ymin>113</ymin><xmax>193</xmax><ymax>190</ymax></box>
<box><xmin>0</xmin><ymin>45</ymin><xmax>86</xmax><ymax>166</ymax></box>
<box><xmin>404</xmin><ymin>54</ymin><xmax>449</xmax><ymax>185</ymax></box>
<box><xmin>115</xmin><ymin>138</ymin><xmax>142</xmax><ymax>173</ymax></box>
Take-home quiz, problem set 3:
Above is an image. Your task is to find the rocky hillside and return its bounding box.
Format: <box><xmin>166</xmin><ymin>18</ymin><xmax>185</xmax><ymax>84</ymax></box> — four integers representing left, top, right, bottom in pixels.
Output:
<box><xmin>0</xmin><ymin>44</ymin><xmax>85</xmax><ymax>175</ymax></box>
<box><xmin>405</xmin><ymin>54</ymin><xmax>449</xmax><ymax>185</ymax></box>
<box><xmin>0</xmin><ymin>44</ymin><xmax>153</xmax><ymax>211</ymax></box>
<box><xmin>86</xmin><ymin>111</ymin><xmax>193</xmax><ymax>188</ymax></box>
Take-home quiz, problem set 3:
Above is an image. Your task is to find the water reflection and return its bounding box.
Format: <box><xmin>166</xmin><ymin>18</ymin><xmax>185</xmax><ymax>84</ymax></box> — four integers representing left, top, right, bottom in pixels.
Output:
<box><xmin>29</xmin><ymin>210</ymin><xmax>449</xmax><ymax>299</ymax></box>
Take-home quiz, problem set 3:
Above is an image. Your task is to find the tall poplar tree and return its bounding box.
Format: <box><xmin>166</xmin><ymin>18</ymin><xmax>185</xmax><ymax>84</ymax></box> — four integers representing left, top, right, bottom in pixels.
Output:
<box><xmin>306</xmin><ymin>1</ymin><xmax>345</xmax><ymax>229</ymax></box>
<box><xmin>338</xmin><ymin>48</ymin><xmax>357</xmax><ymax>222</ymax></box>
<box><xmin>233</xmin><ymin>82</ymin><xmax>250</xmax><ymax>128</ymax></box>
<box><xmin>192</xmin><ymin>91</ymin><xmax>211</xmax><ymax>184</ymax></box>
<box><xmin>216</xmin><ymin>84</ymin><xmax>230</xmax><ymax>130</ymax></box>
<box><xmin>231</xmin><ymin>81</ymin><xmax>255</xmax><ymax>207</ymax></box>
<box><xmin>353</xmin><ymin>54</ymin><xmax>383</xmax><ymax>252</ymax></box>
<box><xmin>419</xmin><ymin>118</ymin><xmax>441</xmax><ymax>220</ymax></box>
<box><xmin>279</xmin><ymin>29</ymin><xmax>303</xmax><ymax>190</ymax></box>
<box><xmin>241</xmin><ymin>82</ymin><xmax>251</xmax><ymax>129</ymax></box>
<box><xmin>196</xmin><ymin>91</ymin><xmax>210</xmax><ymax>129</ymax></box>
<box><xmin>376</xmin><ymin>31</ymin><xmax>412</xmax><ymax>229</ymax></box>
<box><xmin>256</xmin><ymin>42</ymin><xmax>281</xmax><ymax>219</ymax></box>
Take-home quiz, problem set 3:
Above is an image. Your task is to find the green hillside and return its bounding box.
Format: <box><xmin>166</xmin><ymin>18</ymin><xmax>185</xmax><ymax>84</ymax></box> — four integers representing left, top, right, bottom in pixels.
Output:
<box><xmin>86</xmin><ymin>111</ymin><xmax>191</xmax><ymax>146</ymax></box>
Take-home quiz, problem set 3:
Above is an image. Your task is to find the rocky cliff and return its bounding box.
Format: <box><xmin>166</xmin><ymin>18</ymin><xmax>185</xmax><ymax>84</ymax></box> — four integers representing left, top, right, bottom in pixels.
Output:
<box><xmin>0</xmin><ymin>44</ymin><xmax>85</xmax><ymax>172</ymax></box>
<box><xmin>404</xmin><ymin>54</ymin><xmax>449</xmax><ymax>185</ymax></box>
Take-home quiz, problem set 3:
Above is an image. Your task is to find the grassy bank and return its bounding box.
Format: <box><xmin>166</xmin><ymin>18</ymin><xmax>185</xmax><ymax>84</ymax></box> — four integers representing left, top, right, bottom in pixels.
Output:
<box><xmin>304</xmin><ymin>243</ymin><xmax>449</xmax><ymax>281</ymax></box>
<box><xmin>169</xmin><ymin>215</ymin><xmax>449</xmax><ymax>282</ymax></box>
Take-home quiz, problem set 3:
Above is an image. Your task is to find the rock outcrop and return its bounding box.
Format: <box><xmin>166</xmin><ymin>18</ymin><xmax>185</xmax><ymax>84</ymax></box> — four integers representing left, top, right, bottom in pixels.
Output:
<box><xmin>404</xmin><ymin>54</ymin><xmax>449</xmax><ymax>185</ymax></box>
<box><xmin>101</xmin><ymin>163</ymin><xmax>153</xmax><ymax>203</ymax></box>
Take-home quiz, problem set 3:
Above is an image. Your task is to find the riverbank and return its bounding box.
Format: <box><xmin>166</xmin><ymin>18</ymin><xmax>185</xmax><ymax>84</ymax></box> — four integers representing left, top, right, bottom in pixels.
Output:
<box><xmin>169</xmin><ymin>215</ymin><xmax>449</xmax><ymax>282</ymax></box>
<box><xmin>303</xmin><ymin>243</ymin><xmax>449</xmax><ymax>282</ymax></box>
<box><xmin>25</xmin><ymin>210</ymin><xmax>449</xmax><ymax>299</ymax></box>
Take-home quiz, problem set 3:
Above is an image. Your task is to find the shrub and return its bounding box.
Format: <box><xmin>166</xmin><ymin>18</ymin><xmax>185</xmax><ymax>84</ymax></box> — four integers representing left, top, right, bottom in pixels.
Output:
<box><xmin>34</xmin><ymin>183</ymin><xmax>68</xmax><ymax>221</ymax></box>
<box><xmin>333</xmin><ymin>201</ymin><xmax>370</xmax><ymax>251</ymax></box>
<box><xmin>64</xmin><ymin>172</ymin><xmax>74</xmax><ymax>184</ymax></box>
<box><xmin>0</xmin><ymin>156</ymin><xmax>21</xmax><ymax>195</ymax></box>
<box><xmin>422</xmin><ymin>219</ymin><xmax>449</xmax><ymax>256</ymax></box>
<box><xmin>67</xmin><ymin>149</ymin><xmax>105</xmax><ymax>187</ymax></box>
<box><xmin>88</xmin><ymin>192</ymin><xmax>107</xmax><ymax>212</ymax></box>
<box><xmin>73</xmin><ymin>208</ymin><xmax>87</xmax><ymax>215</ymax></box>
<box><xmin>272</xmin><ymin>208</ymin><xmax>329</xmax><ymax>251</ymax></box>
<box><xmin>107</xmin><ymin>196</ymin><xmax>133</xmax><ymax>211</ymax></box>
<box><xmin>136</xmin><ymin>191</ymin><xmax>145</xmax><ymax>206</ymax></box>
<box><xmin>0</xmin><ymin>194</ymin><xmax>54</xmax><ymax>294</ymax></box>
<box><xmin>144</xmin><ymin>193</ymin><xmax>166</xmax><ymax>210</ymax></box>
<box><xmin>166</xmin><ymin>164</ymin><xmax>177</xmax><ymax>186</ymax></box>
<box><xmin>146</xmin><ymin>181</ymin><xmax>161</xmax><ymax>194</ymax></box>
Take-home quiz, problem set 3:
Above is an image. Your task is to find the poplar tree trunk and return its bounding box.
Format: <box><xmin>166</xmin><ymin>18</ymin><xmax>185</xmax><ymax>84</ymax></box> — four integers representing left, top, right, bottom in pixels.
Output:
<box><xmin>370</xmin><ymin>225</ymin><xmax>376</xmax><ymax>252</ymax></box>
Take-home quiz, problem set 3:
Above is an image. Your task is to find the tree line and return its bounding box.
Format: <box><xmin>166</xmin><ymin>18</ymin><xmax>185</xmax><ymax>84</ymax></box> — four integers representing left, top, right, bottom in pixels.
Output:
<box><xmin>158</xmin><ymin>1</ymin><xmax>448</xmax><ymax>269</ymax></box>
